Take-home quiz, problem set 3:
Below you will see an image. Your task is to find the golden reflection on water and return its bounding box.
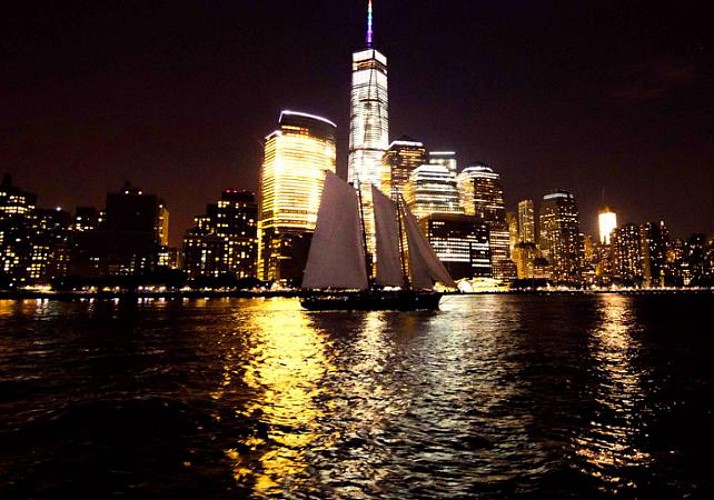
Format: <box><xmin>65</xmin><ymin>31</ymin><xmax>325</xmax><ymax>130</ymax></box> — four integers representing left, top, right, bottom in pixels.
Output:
<box><xmin>574</xmin><ymin>294</ymin><xmax>652</xmax><ymax>492</ymax></box>
<box><xmin>219</xmin><ymin>299</ymin><xmax>333</xmax><ymax>495</ymax></box>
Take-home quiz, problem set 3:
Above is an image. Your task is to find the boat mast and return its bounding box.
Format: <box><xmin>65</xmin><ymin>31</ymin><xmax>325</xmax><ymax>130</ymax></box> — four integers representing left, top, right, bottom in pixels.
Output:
<box><xmin>396</xmin><ymin>194</ymin><xmax>411</xmax><ymax>290</ymax></box>
<box><xmin>356</xmin><ymin>179</ymin><xmax>374</xmax><ymax>289</ymax></box>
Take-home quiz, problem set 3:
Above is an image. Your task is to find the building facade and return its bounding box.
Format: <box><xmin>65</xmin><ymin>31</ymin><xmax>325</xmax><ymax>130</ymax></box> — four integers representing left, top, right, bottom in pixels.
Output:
<box><xmin>183</xmin><ymin>189</ymin><xmax>258</xmax><ymax>280</ymax></box>
<box><xmin>382</xmin><ymin>137</ymin><xmax>427</xmax><ymax>199</ymax></box>
<box><xmin>405</xmin><ymin>164</ymin><xmax>461</xmax><ymax>220</ymax></box>
<box><xmin>419</xmin><ymin>213</ymin><xmax>491</xmax><ymax>279</ymax></box>
<box><xmin>258</xmin><ymin>110</ymin><xmax>337</xmax><ymax>283</ymax></box>
<box><xmin>457</xmin><ymin>164</ymin><xmax>515</xmax><ymax>279</ymax></box>
<box><xmin>538</xmin><ymin>190</ymin><xmax>584</xmax><ymax>285</ymax></box>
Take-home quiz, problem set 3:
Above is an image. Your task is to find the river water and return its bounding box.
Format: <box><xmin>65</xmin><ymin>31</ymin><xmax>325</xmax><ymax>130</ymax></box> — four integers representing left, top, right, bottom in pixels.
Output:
<box><xmin>1</xmin><ymin>294</ymin><xmax>712</xmax><ymax>498</ymax></box>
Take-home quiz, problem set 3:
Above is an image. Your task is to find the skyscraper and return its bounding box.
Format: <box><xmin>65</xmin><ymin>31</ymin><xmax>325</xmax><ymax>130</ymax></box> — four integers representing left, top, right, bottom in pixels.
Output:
<box><xmin>539</xmin><ymin>190</ymin><xmax>584</xmax><ymax>285</ymax></box>
<box><xmin>258</xmin><ymin>110</ymin><xmax>337</xmax><ymax>282</ymax></box>
<box><xmin>612</xmin><ymin>223</ymin><xmax>644</xmax><ymax>286</ymax></box>
<box><xmin>456</xmin><ymin>164</ymin><xmax>515</xmax><ymax>279</ymax></box>
<box><xmin>428</xmin><ymin>151</ymin><xmax>458</xmax><ymax>177</ymax></box>
<box><xmin>640</xmin><ymin>220</ymin><xmax>668</xmax><ymax>288</ymax></box>
<box><xmin>517</xmin><ymin>199</ymin><xmax>535</xmax><ymax>244</ymax></box>
<box><xmin>348</xmin><ymin>0</ymin><xmax>389</xmax><ymax>187</ymax></box>
<box><xmin>382</xmin><ymin>137</ymin><xmax>427</xmax><ymax>199</ymax></box>
<box><xmin>405</xmin><ymin>164</ymin><xmax>461</xmax><ymax>220</ymax></box>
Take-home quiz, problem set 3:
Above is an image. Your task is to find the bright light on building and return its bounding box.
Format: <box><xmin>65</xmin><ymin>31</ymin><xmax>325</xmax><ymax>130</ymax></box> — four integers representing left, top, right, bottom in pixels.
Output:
<box><xmin>598</xmin><ymin>207</ymin><xmax>617</xmax><ymax>245</ymax></box>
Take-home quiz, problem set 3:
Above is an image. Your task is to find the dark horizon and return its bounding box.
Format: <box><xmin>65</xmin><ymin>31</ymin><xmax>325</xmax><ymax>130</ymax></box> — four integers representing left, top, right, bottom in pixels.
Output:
<box><xmin>2</xmin><ymin>1</ymin><xmax>712</xmax><ymax>246</ymax></box>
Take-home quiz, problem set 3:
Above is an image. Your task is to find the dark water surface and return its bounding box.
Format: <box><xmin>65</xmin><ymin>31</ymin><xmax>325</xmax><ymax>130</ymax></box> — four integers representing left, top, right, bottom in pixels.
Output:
<box><xmin>1</xmin><ymin>294</ymin><xmax>712</xmax><ymax>498</ymax></box>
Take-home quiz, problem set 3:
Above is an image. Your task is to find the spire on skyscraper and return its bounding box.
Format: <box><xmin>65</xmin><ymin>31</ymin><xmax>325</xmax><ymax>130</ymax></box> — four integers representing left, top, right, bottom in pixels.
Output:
<box><xmin>367</xmin><ymin>0</ymin><xmax>374</xmax><ymax>48</ymax></box>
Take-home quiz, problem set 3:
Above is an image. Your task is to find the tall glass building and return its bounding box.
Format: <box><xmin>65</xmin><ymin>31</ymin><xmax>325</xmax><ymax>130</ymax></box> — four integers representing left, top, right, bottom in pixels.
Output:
<box><xmin>348</xmin><ymin>1</ymin><xmax>389</xmax><ymax>187</ymax></box>
<box><xmin>457</xmin><ymin>164</ymin><xmax>515</xmax><ymax>279</ymax></box>
<box><xmin>258</xmin><ymin>110</ymin><xmax>337</xmax><ymax>282</ymax></box>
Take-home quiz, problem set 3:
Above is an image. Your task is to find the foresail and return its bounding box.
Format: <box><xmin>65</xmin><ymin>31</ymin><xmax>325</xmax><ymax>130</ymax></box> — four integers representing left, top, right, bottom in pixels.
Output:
<box><xmin>402</xmin><ymin>203</ymin><xmax>458</xmax><ymax>289</ymax></box>
<box><xmin>302</xmin><ymin>171</ymin><xmax>369</xmax><ymax>290</ymax></box>
<box><xmin>371</xmin><ymin>186</ymin><xmax>403</xmax><ymax>287</ymax></box>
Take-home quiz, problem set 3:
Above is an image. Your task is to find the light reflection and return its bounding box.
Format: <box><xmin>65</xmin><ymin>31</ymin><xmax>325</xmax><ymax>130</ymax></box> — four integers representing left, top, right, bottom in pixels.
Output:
<box><xmin>574</xmin><ymin>294</ymin><xmax>652</xmax><ymax>493</ymax></box>
<box><xmin>219</xmin><ymin>298</ymin><xmax>332</xmax><ymax>495</ymax></box>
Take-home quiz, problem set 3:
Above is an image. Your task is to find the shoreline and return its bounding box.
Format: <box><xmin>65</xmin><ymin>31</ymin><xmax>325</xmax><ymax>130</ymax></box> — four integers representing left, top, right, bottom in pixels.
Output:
<box><xmin>1</xmin><ymin>288</ymin><xmax>712</xmax><ymax>301</ymax></box>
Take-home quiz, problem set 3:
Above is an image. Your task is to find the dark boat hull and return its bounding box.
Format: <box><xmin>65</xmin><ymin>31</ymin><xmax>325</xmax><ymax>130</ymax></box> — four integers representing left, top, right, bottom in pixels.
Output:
<box><xmin>300</xmin><ymin>291</ymin><xmax>442</xmax><ymax>311</ymax></box>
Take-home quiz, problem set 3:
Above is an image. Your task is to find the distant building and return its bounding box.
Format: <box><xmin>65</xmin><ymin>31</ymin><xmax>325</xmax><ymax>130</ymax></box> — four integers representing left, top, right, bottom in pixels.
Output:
<box><xmin>428</xmin><ymin>151</ymin><xmax>458</xmax><ymax>176</ymax></box>
<box><xmin>457</xmin><ymin>164</ymin><xmax>515</xmax><ymax>279</ymax></box>
<box><xmin>419</xmin><ymin>213</ymin><xmax>491</xmax><ymax>279</ymax></box>
<box><xmin>513</xmin><ymin>242</ymin><xmax>539</xmax><ymax>280</ymax></box>
<box><xmin>612</xmin><ymin>223</ymin><xmax>644</xmax><ymax>286</ymax></box>
<box><xmin>539</xmin><ymin>190</ymin><xmax>584</xmax><ymax>285</ymax></box>
<box><xmin>382</xmin><ymin>137</ymin><xmax>427</xmax><ymax>199</ymax></box>
<box><xmin>640</xmin><ymin>221</ymin><xmax>668</xmax><ymax>288</ymax></box>
<box><xmin>517</xmin><ymin>199</ymin><xmax>536</xmax><ymax>244</ymax></box>
<box><xmin>405</xmin><ymin>164</ymin><xmax>461</xmax><ymax>220</ymax></box>
<box><xmin>258</xmin><ymin>110</ymin><xmax>336</xmax><ymax>283</ymax></box>
<box><xmin>0</xmin><ymin>174</ymin><xmax>38</xmax><ymax>286</ymax></box>
<box><xmin>69</xmin><ymin>182</ymin><xmax>164</xmax><ymax>278</ymax></box>
<box><xmin>183</xmin><ymin>189</ymin><xmax>257</xmax><ymax>279</ymax></box>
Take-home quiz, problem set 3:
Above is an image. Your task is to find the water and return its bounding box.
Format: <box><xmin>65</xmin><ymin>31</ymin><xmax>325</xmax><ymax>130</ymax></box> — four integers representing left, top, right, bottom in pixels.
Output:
<box><xmin>1</xmin><ymin>294</ymin><xmax>712</xmax><ymax>498</ymax></box>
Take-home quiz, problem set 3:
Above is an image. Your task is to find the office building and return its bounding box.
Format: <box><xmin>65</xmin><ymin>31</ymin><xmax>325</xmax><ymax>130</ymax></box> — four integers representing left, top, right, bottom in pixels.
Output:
<box><xmin>517</xmin><ymin>199</ymin><xmax>536</xmax><ymax>244</ymax></box>
<box><xmin>258</xmin><ymin>110</ymin><xmax>336</xmax><ymax>282</ymax></box>
<box><xmin>640</xmin><ymin>221</ymin><xmax>668</xmax><ymax>288</ymax></box>
<box><xmin>598</xmin><ymin>206</ymin><xmax>618</xmax><ymax>245</ymax></box>
<box><xmin>419</xmin><ymin>213</ymin><xmax>491</xmax><ymax>279</ymax></box>
<box><xmin>183</xmin><ymin>189</ymin><xmax>258</xmax><ymax>280</ymax></box>
<box><xmin>612</xmin><ymin>223</ymin><xmax>644</xmax><ymax>286</ymax></box>
<box><xmin>382</xmin><ymin>137</ymin><xmax>427</xmax><ymax>199</ymax></box>
<box><xmin>405</xmin><ymin>164</ymin><xmax>461</xmax><ymax>220</ymax></box>
<box><xmin>457</xmin><ymin>164</ymin><xmax>515</xmax><ymax>279</ymax></box>
<box><xmin>539</xmin><ymin>190</ymin><xmax>584</xmax><ymax>285</ymax></box>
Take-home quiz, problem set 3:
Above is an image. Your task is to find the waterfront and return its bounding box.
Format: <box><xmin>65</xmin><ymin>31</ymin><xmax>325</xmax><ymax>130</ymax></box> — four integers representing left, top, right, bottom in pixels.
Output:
<box><xmin>1</xmin><ymin>294</ymin><xmax>712</xmax><ymax>498</ymax></box>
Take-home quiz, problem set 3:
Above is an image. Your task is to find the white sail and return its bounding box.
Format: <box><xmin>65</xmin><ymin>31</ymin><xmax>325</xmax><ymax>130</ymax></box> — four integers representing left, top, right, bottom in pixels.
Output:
<box><xmin>402</xmin><ymin>203</ymin><xmax>457</xmax><ymax>289</ymax></box>
<box><xmin>371</xmin><ymin>185</ymin><xmax>404</xmax><ymax>287</ymax></box>
<box><xmin>302</xmin><ymin>171</ymin><xmax>369</xmax><ymax>290</ymax></box>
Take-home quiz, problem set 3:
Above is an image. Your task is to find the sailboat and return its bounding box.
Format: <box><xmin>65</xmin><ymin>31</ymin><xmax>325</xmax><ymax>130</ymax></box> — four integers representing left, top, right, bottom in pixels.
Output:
<box><xmin>300</xmin><ymin>171</ymin><xmax>456</xmax><ymax>311</ymax></box>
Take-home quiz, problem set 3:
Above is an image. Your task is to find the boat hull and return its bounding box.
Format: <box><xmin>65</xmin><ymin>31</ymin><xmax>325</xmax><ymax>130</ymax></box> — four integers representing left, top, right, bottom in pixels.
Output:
<box><xmin>300</xmin><ymin>291</ymin><xmax>442</xmax><ymax>311</ymax></box>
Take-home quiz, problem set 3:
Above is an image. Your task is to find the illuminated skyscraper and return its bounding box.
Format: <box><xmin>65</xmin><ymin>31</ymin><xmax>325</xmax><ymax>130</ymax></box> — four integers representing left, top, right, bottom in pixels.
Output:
<box><xmin>517</xmin><ymin>199</ymin><xmax>535</xmax><ymax>244</ymax></box>
<box><xmin>456</xmin><ymin>164</ymin><xmax>515</xmax><ymax>279</ymax></box>
<box><xmin>405</xmin><ymin>164</ymin><xmax>461</xmax><ymax>220</ymax></box>
<box><xmin>428</xmin><ymin>151</ymin><xmax>458</xmax><ymax>177</ymax></box>
<box><xmin>382</xmin><ymin>137</ymin><xmax>427</xmax><ymax>198</ymax></box>
<box><xmin>348</xmin><ymin>0</ymin><xmax>389</xmax><ymax>187</ymax></box>
<box><xmin>258</xmin><ymin>110</ymin><xmax>337</xmax><ymax>282</ymax></box>
<box><xmin>598</xmin><ymin>206</ymin><xmax>617</xmax><ymax>245</ymax></box>
<box><xmin>640</xmin><ymin>220</ymin><xmax>668</xmax><ymax>288</ymax></box>
<box><xmin>539</xmin><ymin>190</ymin><xmax>584</xmax><ymax>285</ymax></box>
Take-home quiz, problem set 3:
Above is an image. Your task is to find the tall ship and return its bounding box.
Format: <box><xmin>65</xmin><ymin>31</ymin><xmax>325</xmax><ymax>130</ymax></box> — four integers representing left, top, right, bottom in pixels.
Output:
<box><xmin>300</xmin><ymin>171</ymin><xmax>456</xmax><ymax>311</ymax></box>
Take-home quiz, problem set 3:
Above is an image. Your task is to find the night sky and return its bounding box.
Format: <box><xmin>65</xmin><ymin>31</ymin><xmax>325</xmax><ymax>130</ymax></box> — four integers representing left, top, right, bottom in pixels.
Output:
<box><xmin>2</xmin><ymin>0</ymin><xmax>712</xmax><ymax>246</ymax></box>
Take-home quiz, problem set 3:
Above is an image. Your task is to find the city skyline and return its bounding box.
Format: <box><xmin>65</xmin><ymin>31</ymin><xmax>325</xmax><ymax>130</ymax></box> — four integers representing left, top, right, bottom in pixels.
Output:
<box><xmin>2</xmin><ymin>1</ymin><xmax>712</xmax><ymax>245</ymax></box>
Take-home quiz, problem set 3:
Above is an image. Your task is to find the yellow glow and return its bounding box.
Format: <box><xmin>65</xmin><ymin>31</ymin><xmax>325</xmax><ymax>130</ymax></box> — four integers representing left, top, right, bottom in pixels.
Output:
<box><xmin>598</xmin><ymin>210</ymin><xmax>617</xmax><ymax>245</ymax></box>
<box><xmin>219</xmin><ymin>299</ymin><xmax>333</xmax><ymax>495</ymax></box>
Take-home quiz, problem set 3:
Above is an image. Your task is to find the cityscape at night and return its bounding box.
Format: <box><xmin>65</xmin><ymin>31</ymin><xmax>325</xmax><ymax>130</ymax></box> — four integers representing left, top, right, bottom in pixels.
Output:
<box><xmin>1</xmin><ymin>1</ymin><xmax>713</xmax><ymax>498</ymax></box>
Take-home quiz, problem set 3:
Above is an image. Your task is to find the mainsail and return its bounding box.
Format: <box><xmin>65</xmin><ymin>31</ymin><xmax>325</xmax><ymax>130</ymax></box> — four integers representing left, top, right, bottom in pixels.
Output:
<box><xmin>302</xmin><ymin>171</ymin><xmax>369</xmax><ymax>290</ymax></box>
<box><xmin>371</xmin><ymin>185</ymin><xmax>403</xmax><ymax>287</ymax></box>
<box><xmin>402</xmin><ymin>200</ymin><xmax>458</xmax><ymax>289</ymax></box>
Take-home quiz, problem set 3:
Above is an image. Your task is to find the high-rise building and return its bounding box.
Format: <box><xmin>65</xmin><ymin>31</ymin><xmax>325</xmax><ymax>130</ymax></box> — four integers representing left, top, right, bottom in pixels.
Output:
<box><xmin>183</xmin><ymin>189</ymin><xmax>258</xmax><ymax>280</ymax></box>
<box><xmin>382</xmin><ymin>137</ymin><xmax>427</xmax><ymax>199</ymax></box>
<box><xmin>539</xmin><ymin>190</ymin><xmax>584</xmax><ymax>285</ymax></box>
<box><xmin>517</xmin><ymin>199</ymin><xmax>536</xmax><ymax>244</ymax></box>
<box><xmin>640</xmin><ymin>221</ymin><xmax>668</xmax><ymax>288</ymax></box>
<box><xmin>258</xmin><ymin>110</ymin><xmax>337</xmax><ymax>283</ymax></box>
<box><xmin>405</xmin><ymin>164</ymin><xmax>461</xmax><ymax>220</ymax></box>
<box><xmin>598</xmin><ymin>206</ymin><xmax>618</xmax><ymax>245</ymax></box>
<box><xmin>428</xmin><ymin>151</ymin><xmax>458</xmax><ymax>177</ymax></box>
<box><xmin>612</xmin><ymin>223</ymin><xmax>644</xmax><ymax>286</ymax></box>
<box><xmin>419</xmin><ymin>213</ymin><xmax>491</xmax><ymax>279</ymax></box>
<box><xmin>69</xmin><ymin>182</ymin><xmax>164</xmax><ymax>278</ymax></box>
<box><xmin>0</xmin><ymin>174</ymin><xmax>37</xmax><ymax>286</ymax></box>
<box><xmin>456</xmin><ymin>164</ymin><xmax>515</xmax><ymax>279</ymax></box>
<box><xmin>348</xmin><ymin>0</ymin><xmax>389</xmax><ymax>188</ymax></box>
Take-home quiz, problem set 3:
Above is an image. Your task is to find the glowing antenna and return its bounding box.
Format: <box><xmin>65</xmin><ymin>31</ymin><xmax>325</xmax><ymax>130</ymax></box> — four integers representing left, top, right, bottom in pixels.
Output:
<box><xmin>367</xmin><ymin>0</ymin><xmax>374</xmax><ymax>47</ymax></box>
